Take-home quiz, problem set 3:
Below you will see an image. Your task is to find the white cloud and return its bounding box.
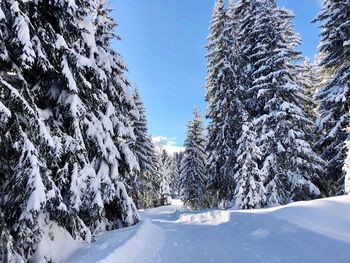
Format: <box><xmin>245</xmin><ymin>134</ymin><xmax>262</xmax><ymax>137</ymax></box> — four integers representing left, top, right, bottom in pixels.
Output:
<box><xmin>152</xmin><ymin>136</ymin><xmax>176</xmax><ymax>145</ymax></box>
<box><xmin>161</xmin><ymin>145</ymin><xmax>185</xmax><ymax>155</ymax></box>
<box><xmin>152</xmin><ymin>136</ymin><xmax>184</xmax><ymax>155</ymax></box>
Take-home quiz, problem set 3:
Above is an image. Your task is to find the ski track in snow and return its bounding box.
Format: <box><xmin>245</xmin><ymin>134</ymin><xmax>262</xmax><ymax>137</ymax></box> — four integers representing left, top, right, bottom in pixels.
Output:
<box><xmin>65</xmin><ymin>197</ymin><xmax>350</xmax><ymax>263</ymax></box>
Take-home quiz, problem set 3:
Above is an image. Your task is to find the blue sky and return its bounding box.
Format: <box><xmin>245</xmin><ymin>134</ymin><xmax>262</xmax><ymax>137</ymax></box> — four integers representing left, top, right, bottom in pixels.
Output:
<box><xmin>112</xmin><ymin>0</ymin><xmax>322</xmax><ymax>150</ymax></box>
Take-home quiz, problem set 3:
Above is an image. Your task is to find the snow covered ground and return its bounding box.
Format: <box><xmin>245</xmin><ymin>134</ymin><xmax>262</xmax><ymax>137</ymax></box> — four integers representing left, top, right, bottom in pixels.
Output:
<box><xmin>65</xmin><ymin>196</ymin><xmax>350</xmax><ymax>263</ymax></box>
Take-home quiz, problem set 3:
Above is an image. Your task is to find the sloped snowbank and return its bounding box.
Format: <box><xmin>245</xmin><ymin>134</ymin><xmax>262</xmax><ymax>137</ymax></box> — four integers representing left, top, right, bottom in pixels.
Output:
<box><xmin>31</xmin><ymin>215</ymin><xmax>82</xmax><ymax>263</ymax></box>
<box><xmin>95</xmin><ymin>219</ymin><xmax>164</xmax><ymax>263</ymax></box>
<box><xmin>66</xmin><ymin>219</ymin><xmax>164</xmax><ymax>263</ymax></box>
<box><xmin>270</xmin><ymin>195</ymin><xmax>350</xmax><ymax>243</ymax></box>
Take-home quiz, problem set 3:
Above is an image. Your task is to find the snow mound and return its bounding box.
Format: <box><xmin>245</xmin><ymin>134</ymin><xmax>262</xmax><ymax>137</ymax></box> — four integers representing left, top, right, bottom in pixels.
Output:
<box><xmin>31</xmin><ymin>215</ymin><xmax>81</xmax><ymax>263</ymax></box>
<box><xmin>66</xmin><ymin>219</ymin><xmax>164</xmax><ymax>263</ymax></box>
<box><xmin>270</xmin><ymin>195</ymin><xmax>350</xmax><ymax>243</ymax></box>
<box><xmin>176</xmin><ymin>210</ymin><xmax>231</xmax><ymax>225</ymax></box>
<box><xmin>98</xmin><ymin>219</ymin><xmax>164</xmax><ymax>263</ymax></box>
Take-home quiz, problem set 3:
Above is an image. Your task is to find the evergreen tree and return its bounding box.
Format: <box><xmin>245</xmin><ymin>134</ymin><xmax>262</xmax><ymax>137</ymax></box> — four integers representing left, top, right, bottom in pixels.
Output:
<box><xmin>298</xmin><ymin>58</ymin><xmax>318</xmax><ymax>121</ymax></box>
<box><xmin>0</xmin><ymin>211</ymin><xmax>23</xmax><ymax>263</ymax></box>
<box><xmin>180</xmin><ymin>109</ymin><xmax>207</xmax><ymax>209</ymax></box>
<box><xmin>233</xmin><ymin>113</ymin><xmax>266</xmax><ymax>209</ymax></box>
<box><xmin>234</xmin><ymin>0</ymin><xmax>261</xmax><ymax>115</ymax></box>
<box><xmin>131</xmin><ymin>87</ymin><xmax>161</xmax><ymax>208</ymax></box>
<box><xmin>314</xmin><ymin>0</ymin><xmax>350</xmax><ymax>195</ymax></box>
<box><xmin>160</xmin><ymin>150</ymin><xmax>172</xmax><ymax>205</ymax></box>
<box><xmin>0</xmin><ymin>0</ymin><xmax>140</xmax><ymax>260</ymax></box>
<box><xmin>250</xmin><ymin>0</ymin><xmax>323</xmax><ymax>205</ymax></box>
<box><xmin>169</xmin><ymin>152</ymin><xmax>182</xmax><ymax>198</ymax></box>
<box><xmin>205</xmin><ymin>0</ymin><xmax>239</xmax><ymax>207</ymax></box>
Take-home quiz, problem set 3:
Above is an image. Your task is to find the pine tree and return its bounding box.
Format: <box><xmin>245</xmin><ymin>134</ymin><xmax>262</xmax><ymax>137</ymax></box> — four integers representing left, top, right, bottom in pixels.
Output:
<box><xmin>250</xmin><ymin>0</ymin><xmax>323</xmax><ymax>205</ymax></box>
<box><xmin>131</xmin><ymin>87</ymin><xmax>161</xmax><ymax>208</ymax></box>
<box><xmin>314</xmin><ymin>0</ymin><xmax>350</xmax><ymax>195</ymax></box>
<box><xmin>234</xmin><ymin>0</ymin><xmax>261</xmax><ymax>115</ymax></box>
<box><xmin>0</xmin><ymin>211</ymin><xmax>23</xmax><ymax>263</ymax></box>
<box><xmin>298</xmin><ymin>58</ymin><xmax>318</xmax><ymax>121</ymax></box>
<box><xmin>233</xmin><ymin>113</ymin><xmax>266</xmax><ymax>209</ymax></box>
<box><xmin>151</xmin><ymin>150</ymin><xmax>164</xmax><ymax>207</ymax></box>
<box><xmin>0</xmin><ymin>1</ymin><xmax>68</xmax><ymax>258</ymax></box>
<box><xmin>0</xmin><ymin>0</ymin><xmax>140</xmax><ymax>260</ymax></box>
<box><xmin>205</xmin><ymin>0</ymin><xmax>240</xmax><ymax>207</ymax></box>
<box><xmin>180</xmin><ymin>109</ymin><xmax>208</xmax><ymax>209</ymax></box>
<box><xmin>169</xmin><ymin>153</ymin><xmax>182</xmax><ymax>198</ymax></box>
<box><xmin>160</xmin><ymin>150</ymin><xmax>173</xmax><ymax>205</ymax></box>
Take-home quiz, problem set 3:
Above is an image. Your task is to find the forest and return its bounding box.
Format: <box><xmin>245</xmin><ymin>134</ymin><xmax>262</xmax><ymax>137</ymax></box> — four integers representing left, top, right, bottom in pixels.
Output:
<box><xmin>0</xmin><ymin>0</ymin><xmax>349</xmax><ymax>262</ymax></box>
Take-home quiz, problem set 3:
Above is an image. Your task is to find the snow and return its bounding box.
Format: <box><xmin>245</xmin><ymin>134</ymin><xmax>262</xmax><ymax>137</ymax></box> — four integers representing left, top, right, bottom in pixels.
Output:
<box><xmin>63</xmin><ymin>195</ymin><xmax>350</xmax><ymax>263</ymax></box>
<box><xmin>61</xmin><ymin>56</ymin><xmax>78</xmax><ymax>92</ymax></box>
<box><xmin>32</xmin><ymin>215</ymin><xmax>81</xmax><ymax>263</ymax></box>
<box><xmin>66</xmin><ymin>219</ymin><xmax>164</xmax><ymax>263</ymax></box>
<box><xmin>0</xmin><ymin>6</ymin><xmax>5</xmax><ymax>20</ymax></box>
<box><xmin>0</xmin><ymin>101</ymin><xmax>11</xmax><ymax>124</ymax></box>
<box><xmin>19</xmin><ymin>133</ymin><xmax>47</xmax><ymax>222</ymax></box>
<box><xmin>55</xmin><ymin>34</ymin><xmax>69</xmax><ymax>49</ymax></box>
<box><xmin>11</xmin><ymin>2</ymin><xmax>36</xmax><ymax>66</ymax></box>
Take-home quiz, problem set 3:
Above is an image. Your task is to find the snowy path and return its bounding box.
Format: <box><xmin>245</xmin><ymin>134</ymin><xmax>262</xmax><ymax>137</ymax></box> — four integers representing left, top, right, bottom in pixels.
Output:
<box><xmin>66</xmin><ymin>197</ymin><xmax>350</xmax><ymax>263</ymax></box>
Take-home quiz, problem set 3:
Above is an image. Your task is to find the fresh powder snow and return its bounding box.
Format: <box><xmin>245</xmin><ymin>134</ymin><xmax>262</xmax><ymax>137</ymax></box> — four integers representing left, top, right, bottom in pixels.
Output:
<box><xmin>60</xmin><ymin>196</ymin><xmax>350</xmax><ymax>263</ymax></box>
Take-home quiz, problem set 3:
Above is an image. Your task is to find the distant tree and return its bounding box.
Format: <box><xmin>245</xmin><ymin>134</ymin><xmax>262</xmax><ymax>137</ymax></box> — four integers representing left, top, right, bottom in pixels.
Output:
<box><xmin>170</xmin><ymin>152</ymin><xmax>183</xmax><ymax>198</ymax></box>
<box><xmin>298</xmin><ymin>58</ymin><xmax>318</xmax><ymax>121</ymax></box>
<box><xmin>180</xmin><ymin>109</ymin><xmax>208</xmax><ymax>209</ymax></box>
<box><xmin>160</xmin><ymin>150</ymin><xmax>172</xmax><ymax>205</ymax></box>
<box><xmin>131</xmin><ymin>87</ymin><xmax>162</xmax><ymax>208</ymax></box>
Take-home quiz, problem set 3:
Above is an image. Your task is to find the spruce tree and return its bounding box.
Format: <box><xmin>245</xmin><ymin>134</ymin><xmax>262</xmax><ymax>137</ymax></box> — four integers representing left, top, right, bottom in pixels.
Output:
<box><xmin>298</xmin><ymin>58</ymin><xmax>318</xmax><ymax>121</ymax></box>
<box><xmin>180</xmin><ymin>109</ymin><xmax>207</xmax><ymax>209</ymax></box>
<box><xmin>234</xmin><ymin>0</ymin><xmax>261</xmax><ymax>115</ymax></box>
<box><xmin>250</xmin><ymin>0</ymin><xmax>323</xmax><ymax>205</ymax></box>
<box><xmin>160</xmin><ymin>150</ymin><xmax>173</xmax><ymax>205</ymax></box>
<box><xmin>314</xmin><ymin>0</ymin><xmax>350</xmax><ymax>195</ymax></box>
<box><xmin>0</xmin><ymin>211</ymin><xmax>22</xmax><ymax>263</ymax></box>
<box><xmin>233</xmin><ymin>113</ymin><xmax>266</xmax><ymax>209</ymax></box>
<box><xmin>0</xmin><ymin>0</ymin><xmax>140</xmax><ymax>260</ymax></box>
<box><xmin>205</xmin><ymin>0</ymin><xmax>240</xmax><ymax>207</ymax></box>
<box><xmin>131</xmin><ymin>88</ymin><xmax>161</xmax><ymax>208</ymax></box>
<box><xmin>169</xmin><ymin>153</ymin><xmax>182</xmax><ymax>198</ymax></box>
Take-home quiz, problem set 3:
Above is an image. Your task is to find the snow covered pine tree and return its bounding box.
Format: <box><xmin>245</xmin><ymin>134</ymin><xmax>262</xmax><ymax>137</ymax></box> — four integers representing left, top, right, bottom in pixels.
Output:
<box><xmin>0</xmin><ymin>0</ymin><xmax>143</xmax><ymax>261</ymax></box>
<box><xmin>180</xmin><ymin>108</ymin><xmax>207</xmax><ymax>209</ymax></box>
<box><xmin>315</xmin><ymin>0</ymin><xmax>350</xmax><ymax>195</ymax></box>
<box><xmin>205</xmin><ymin>0</ymin><xmax>240</xmax><ymax>208</ymax></box>
<box><xmin>233</xmin><ymin>112</ymin><xmax>266</xmax><ymax>209</ymax></box>
<box><xmin>248</xmin><ymin>0</ymin><xmax>324</xmax><ymax>205</ymax></box>
<box><xmin>131</xmin><ymin>87</ymin><xmax>162</xmax><ymax>208</ymax></box>
<box><xmin>205</xmin><ymin>0</ymin><xmax>324</xmax><ymax>209</ymax></box>
<box><xmin>160</xmin><ymin>150</ymin><xmax>173</xmax><ymax>205</ymax></box>
<box><xmin>169</xmin><ymin>153</ymin><xmax>182</xmax><ymax>198</ymax></box>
